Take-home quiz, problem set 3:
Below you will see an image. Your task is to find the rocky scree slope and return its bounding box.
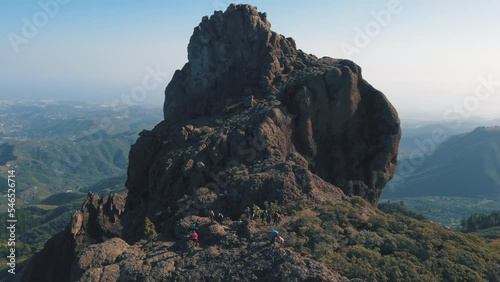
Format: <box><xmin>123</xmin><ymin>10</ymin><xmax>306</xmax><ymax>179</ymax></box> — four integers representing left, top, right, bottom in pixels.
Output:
<box><xmin>17</xmin><ymin>4</ymin><xmax>401</xmax><ymax>282</ymax></box>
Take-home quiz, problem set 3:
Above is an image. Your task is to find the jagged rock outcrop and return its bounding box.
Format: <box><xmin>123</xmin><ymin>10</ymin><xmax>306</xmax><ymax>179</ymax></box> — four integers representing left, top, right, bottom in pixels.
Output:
<box><xmin>164</xmin><ymin>4</ymin><xmax>298</xmax><ymax>123</ymax></box>
<box><xmin>18</xmin><ymin>4</ymin><xmax>400</xmax><ymax>282</ymax></box>
<box><xmin>17</xmin><ymin>193</ymin><xmax>127</xmax><ymax>282</ymax></box>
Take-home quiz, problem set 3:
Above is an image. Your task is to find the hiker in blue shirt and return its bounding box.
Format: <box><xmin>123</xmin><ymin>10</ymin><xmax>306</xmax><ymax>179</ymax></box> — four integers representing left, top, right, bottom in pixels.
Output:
<box><xmin>270</xmin><ymin>229</ymin><xmax>279</xmax><ymax>244</ymax></box>
<box><xmin>191</xmin><ymin>221</ymin><xmax>198</xmax><ymax>232</ymax></box>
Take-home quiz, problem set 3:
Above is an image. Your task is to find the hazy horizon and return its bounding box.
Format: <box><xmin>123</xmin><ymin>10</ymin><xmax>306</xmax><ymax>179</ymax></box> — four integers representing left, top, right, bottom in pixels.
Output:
<box><xmin>2</xmin><ymin>0</ymin><xmax>500</xmax><ymax>123</ymax></box>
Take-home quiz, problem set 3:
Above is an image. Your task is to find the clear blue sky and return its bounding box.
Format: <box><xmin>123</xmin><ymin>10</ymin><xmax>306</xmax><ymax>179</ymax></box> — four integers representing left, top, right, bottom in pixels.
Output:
<box><xmin>1</xmin><ymin>1</ymin><xmax>500</xmax><ymax>122</ymax></box>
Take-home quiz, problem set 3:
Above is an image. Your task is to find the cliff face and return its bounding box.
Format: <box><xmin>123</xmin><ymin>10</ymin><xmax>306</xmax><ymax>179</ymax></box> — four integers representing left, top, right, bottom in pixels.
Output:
<box><xmin>18</xmin><ymin>4</ymin><xmax>400</xmax><ymax>282</ymax></box>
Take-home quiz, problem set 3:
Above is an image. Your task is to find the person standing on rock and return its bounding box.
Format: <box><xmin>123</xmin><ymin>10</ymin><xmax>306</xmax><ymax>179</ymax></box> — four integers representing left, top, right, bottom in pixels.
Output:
<box><xmin>209</xmin><ymin>209</ymin><xmax>215</xmax><ymax>224</ymax></box>
<box><xmin>192</xmin><ymin>231</ymin><xmax>199</xmax><ymax>247</ymax></box>
<box><xmin>261</xmin><ymin>210</ymin><xmax>268</xmax><ymax>224</ymax></box>
<box><xmin>266</xmin><ymin>212</ymin><xmax>272</xmax><ymax>225</ymax></box>
<box><xmin>254</xmin><ymin>206</ymin><xmax>261</xmax><ymax>221</ymax></box>
<box><xmin>273</xmin><ymin>211</ymin><xmax>280</xmax><ymax>226</ymax></box>
<box><xmin>217</xmin><ymin>212</ymin><xmax>224</xmax><ymax>224</ymax></box>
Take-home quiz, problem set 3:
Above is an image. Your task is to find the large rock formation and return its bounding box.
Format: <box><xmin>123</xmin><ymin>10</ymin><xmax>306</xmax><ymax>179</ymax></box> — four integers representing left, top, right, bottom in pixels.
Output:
<box><xmin>126</xmin><ymin>4</ymin><xmax>400</xmax><ymax>235</ymax></box>
<box><xmin>18</xmin><ymin>4</ymin><xmax>400</xmax><ymax>282</ymax></box>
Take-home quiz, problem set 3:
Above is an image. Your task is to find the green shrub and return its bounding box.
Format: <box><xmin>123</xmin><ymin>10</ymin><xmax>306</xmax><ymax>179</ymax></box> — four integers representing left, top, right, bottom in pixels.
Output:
<box><xmin>144</xmin><ymin>217</ymin><xmax>157</xmax><ymax>240</ymax></box>
<box><xmin>367</xmin><ymin>214</ymin><xmax>388</xmax><ymax>231</ymax></box>
<box><xmin>261</xmin><ymin>199</ymin><xmax>499</xmax><ymax>281</ymax></box>
<box><xmin>350</xmin><ymin>196</ymin><xmax>368</xmax><ymax>207</ymax></box>
<box><xmin>200</xmin><ymin>126</ymin><xmax>214</xmax><ymax>134</ymax></box>
<box><xmin>351</xmin><ymin>230</ymin><xmax>383</xmax><ymax>251</ymax></box>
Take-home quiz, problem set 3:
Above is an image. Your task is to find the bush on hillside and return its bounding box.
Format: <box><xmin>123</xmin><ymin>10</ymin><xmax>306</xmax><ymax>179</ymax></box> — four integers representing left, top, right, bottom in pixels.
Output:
<box><xmin>144</xmin><ymin>217</ymin><xmax>157</xmax><ymax>240</ymax></box>
<box><xmin>277</xmin><ymin>200</ymin><xmax>499</xmax><ymax>281</ymax></box>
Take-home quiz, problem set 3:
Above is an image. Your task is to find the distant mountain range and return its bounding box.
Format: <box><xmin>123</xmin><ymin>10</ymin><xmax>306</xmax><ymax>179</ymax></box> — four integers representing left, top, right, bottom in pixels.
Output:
<box><xmin>0</xmin><ymin>100</ymin><xmax>160</xmax><ymax>265</ymax></box>
<box><xmin>386</xmin><ymin>126</ymin><xmax>500</xmax><ymax>198</ymax></box>
<box><xmin>0</xmin><ymin>100</ymin><xmax>161</xmax><ymax>208</ymax></box>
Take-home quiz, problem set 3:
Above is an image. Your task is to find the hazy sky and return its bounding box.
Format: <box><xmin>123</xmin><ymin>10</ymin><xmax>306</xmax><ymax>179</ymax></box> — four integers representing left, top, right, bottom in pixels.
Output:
<box><xmin>1</xmin><ymin>0</ymin><xmax>500</xmax><ymax>122</ymax></box>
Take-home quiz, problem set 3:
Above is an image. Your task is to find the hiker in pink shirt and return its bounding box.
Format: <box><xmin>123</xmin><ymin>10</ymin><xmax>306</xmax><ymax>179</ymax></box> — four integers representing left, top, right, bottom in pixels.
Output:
<box><xmin>192</xmin><ymin>231</ymin><xmax>199</xmax><ymax>246</ymax></box>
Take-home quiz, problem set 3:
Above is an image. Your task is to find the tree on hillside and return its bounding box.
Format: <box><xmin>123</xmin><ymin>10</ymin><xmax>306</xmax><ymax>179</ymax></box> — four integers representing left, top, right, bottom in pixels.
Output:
<box><xmin>460</xmin><ymin>211</ymin><xmax>500</xmax><ymax>232</ymax></box>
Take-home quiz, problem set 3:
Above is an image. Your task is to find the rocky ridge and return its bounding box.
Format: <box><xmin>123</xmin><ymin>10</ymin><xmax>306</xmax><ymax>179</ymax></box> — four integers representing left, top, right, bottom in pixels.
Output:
<box><xmin>18</xmin><ymin>4</ymin><xmax>401</xmax><ymax>282</ymax></box>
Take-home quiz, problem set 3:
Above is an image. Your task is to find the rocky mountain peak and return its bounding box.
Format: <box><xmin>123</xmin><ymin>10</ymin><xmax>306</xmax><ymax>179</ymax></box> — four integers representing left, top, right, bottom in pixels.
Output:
<box><xmin>164</xmin><ymin>4</ymin><xmax>298</xmax><ymax>123</ymax></box>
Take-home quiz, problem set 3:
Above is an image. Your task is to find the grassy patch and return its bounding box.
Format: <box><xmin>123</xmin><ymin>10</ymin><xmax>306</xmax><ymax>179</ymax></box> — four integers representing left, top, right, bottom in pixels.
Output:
<box><xmin>252</xmin><ymin>198</ymin><xmax>499</xmax><ymax>281</ymax></box>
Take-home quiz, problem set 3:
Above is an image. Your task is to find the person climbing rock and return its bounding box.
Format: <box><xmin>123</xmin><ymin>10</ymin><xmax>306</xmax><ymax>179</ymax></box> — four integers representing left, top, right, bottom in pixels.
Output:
<box><xmin>278</xmin><ymin>236</ymin><xmax>284</xmax><ymax>248</ymax></box>
<box><xmin>192</xmin><ymin>231</ymin><xmax>199</xmax><ymax>247</ymax></box>
<box><xmin>270</xmin><ymin>229</ymin><xmax>279</xmax><ymax>245</ymax></box>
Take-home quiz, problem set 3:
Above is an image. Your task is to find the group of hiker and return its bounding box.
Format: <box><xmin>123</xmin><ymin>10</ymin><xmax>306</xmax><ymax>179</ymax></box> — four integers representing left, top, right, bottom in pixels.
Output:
<box><xmin>244</xmin><ymin>206</ymin><xmax>283</xmax><ymax>226</ymax></box>
<box><xmin>190</xmin><ymin>221</ymin><xmax>199</xmax><ymax>246</ymax></box>
<box><xmin>189</xmin><ymin>206</ymin><xmax>286</xmax><ymax>248</ymax></box>
<box><xmin>190</xmin><ymin>209</ymin><xmax>223</xmax><ymax>247</ymax></box>
<box><xmin>209</xmin><ymin>209</ymin><xmax>224</xmax><ymax>224</ymax></box>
